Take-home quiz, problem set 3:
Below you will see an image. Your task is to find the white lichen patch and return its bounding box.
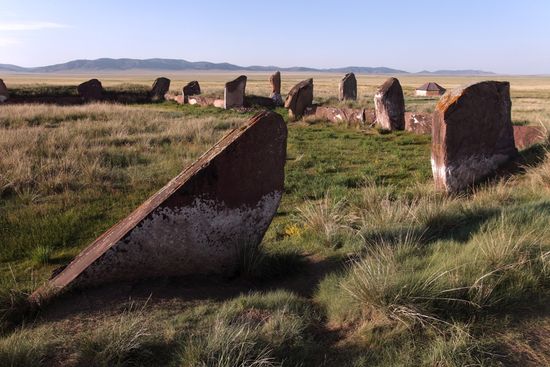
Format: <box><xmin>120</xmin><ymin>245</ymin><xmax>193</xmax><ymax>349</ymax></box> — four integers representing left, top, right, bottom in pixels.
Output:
<box><xmin>74</xmin><ymin>191</ymin><xmax>283</xmax><ymax>286</ymax></box>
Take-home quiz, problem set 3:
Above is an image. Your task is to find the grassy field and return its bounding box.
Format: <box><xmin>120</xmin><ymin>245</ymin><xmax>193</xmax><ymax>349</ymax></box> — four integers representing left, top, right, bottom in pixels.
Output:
<box><xmin>0</xmin><ymin>74</ymin><xmax>549</xmax><ymax>366</ymax></box>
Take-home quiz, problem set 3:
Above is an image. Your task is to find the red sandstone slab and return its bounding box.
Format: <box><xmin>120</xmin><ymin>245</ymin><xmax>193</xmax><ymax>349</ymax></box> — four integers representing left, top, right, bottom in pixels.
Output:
<box><xmin>405</xmin><ymin>112</ymin><xmax>432</xmax><ymax>135</ymax></box>
<box><xmin>32</xmin><ymin>111</ymin><xmax>287</xmax><ymax>302</ymax></box>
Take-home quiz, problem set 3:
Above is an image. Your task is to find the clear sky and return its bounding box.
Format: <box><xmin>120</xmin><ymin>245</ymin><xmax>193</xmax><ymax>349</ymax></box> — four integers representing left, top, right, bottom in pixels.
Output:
<box><xmin>0</xmin><ymin>0</ymin><xmax>548</xmax><ymax>74</ymax></box>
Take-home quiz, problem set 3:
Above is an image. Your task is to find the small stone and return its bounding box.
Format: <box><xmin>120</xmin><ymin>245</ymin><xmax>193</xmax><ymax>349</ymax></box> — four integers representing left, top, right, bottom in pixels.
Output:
<box><xmin>224</xmin><ymin>75</ymin><xmax>247</xmax><ymax>109</ymax></box>
<box><xmin>151</xmin><ymin>77</ymin><xmax>171</xmax><ymax>101</ymax></box>
<box><xmin>374</xmin><ymin>77</ymin><xmax>405</xmax><ymax>130</ymax></box>
<box><xmin>339</xmin><ymin>73</ymin><xmax>357</xmax><ymax>101</ymax></box>
<box><xmin>270</xmin><ymin>71</ymin><xmax>283</xmax><ymax>106</ymax></box>
<box><xmin>513</xmin><ymin>125</ymin><xmax>547</xmax><ymax>150</ymax></box>
<box><xmin>405</xmin><ymin>112</ymin><xmax>432</xmax><ymax>135</ymax></box>
<box><xmin>77</xmin><ymin>79</ymin><xmax>103</xmax><ymax>100</ymax></box>
<box><xmin>183</xmin><ymin>81</ymin><xmax>201</xmax><ymax>103</ymax></box>
<box><xmin>285</xmin><ymin>79</ymin><xmax>313</xmax><ymax>121</ymax></box>
<box><xmin>0</xmin><ymin>79</ymin><xmax>8</xmax><ymax>102</ymax></box>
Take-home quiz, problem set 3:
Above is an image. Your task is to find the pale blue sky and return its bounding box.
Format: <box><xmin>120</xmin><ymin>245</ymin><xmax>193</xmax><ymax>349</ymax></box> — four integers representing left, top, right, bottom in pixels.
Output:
<box><xmin>0</xmin><ymin>0</ymin><xmax>548</xmax><ymax>74</ymax></box>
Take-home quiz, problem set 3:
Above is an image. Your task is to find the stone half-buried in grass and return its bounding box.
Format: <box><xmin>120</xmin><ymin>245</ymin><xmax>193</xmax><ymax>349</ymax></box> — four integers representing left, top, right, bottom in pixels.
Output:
<box><xmin>31</xmin><ymin>110</ymin><xmax>287</xmax><ymax>302</ymax></box>
<box><xmin>432</xmin><ymin>81</ymin><xmax>518</xmax><ymax>193</ymax></box>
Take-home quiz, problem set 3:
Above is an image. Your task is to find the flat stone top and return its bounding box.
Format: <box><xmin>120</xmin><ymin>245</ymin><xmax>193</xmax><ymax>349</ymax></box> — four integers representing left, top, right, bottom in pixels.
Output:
<box><xmin>78</xmin><ymin>79</ymin><xmax>102</xmax><ymax>88</ymax></box>
<box><xmin>377</xmin><ymin>77</ymin><xmax>400</xmax><ymax>94</ymax></box>
<box><xmin>225</xmin><ymin>75</ymin><xmax>247</xmax><ymax>92</ymax></box>
<box><xmin>289</xmin><ymin>78</ymin><xmax>313</xmax><ymax>94</ymax></box>
<box><xmin>436</xmin><ymin>81</ymin><xmax>510</xmax><ymax>115</ymax></box>
<box><xmin>32</xmin><ymin>111</ymin><xmax>286</xmax><ymax>301</ymax></box>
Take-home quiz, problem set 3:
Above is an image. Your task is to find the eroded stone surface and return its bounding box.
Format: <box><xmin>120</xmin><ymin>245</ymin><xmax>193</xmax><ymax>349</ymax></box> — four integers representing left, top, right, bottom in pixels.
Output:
<box><xmin>304</xmin><ymin>105</ymin><xmax>365</xmax><ymax>126</ymax></box>
<box><xmin>339</xmin><ymin>73</ymin><xmax>357</xmax><ymax>101</ymax></box>
<box><xmin>77</xmin><ymin>79</ymin><xmax>103</xmax><ymax>100</ymax></box>
<box><xmin>513</xmin><ymin>125</ymin><xmax>547</xmax><ymax>150</ymax></box>
<box><xmin>224</xmin><ymin>75</ymin><xmax>247</xmax><ymax>109</ymax></box>
<box><xmin>32</xmin><ymin>111</ymin><xmax>287</xmax><ymax>301</ymax></box>
<box><xmin>432</xmin><ymin>81</ymin><xmax>518</xmax><ymax>192</ymax></box>
<box><xmin>183</xmin><ymin>81</ymin><xmax>201</xmax><ymax>103</ymax></box>
<box><xmin>270</xmin><ymin>71</ymin><xmax>283</xmax><ymax>106</ymax></box>
<box><xmin>151</xmin><ymin>77</ymin><xmax>171</xmax><ymax>101</ymax></box>
<box><xmin>0</xmin><ymin>79</ymin><xmax>8</xmax><ymax>102</ymax></box>
<box><xmin>405</xmin><ymin>112</ymin><xmax>432</xmax><ymax>135</ymax></box>
<box><xmin>285</xmin><ymin>79</ymin><xmax>313</xmax><ymax>121</ymax></box>
<box><xmin>374</xmin><ymin>77</ymin><xmax>405</xmax><ymax>130</ymax></box>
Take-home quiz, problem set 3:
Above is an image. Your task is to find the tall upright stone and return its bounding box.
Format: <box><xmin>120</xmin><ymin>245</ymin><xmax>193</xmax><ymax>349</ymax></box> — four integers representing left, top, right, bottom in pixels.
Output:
<box><xmin>77</xmin><ymin>79</ymin><xmax>103</xmax><ymax>100</ymax></box>
<box><xmin>151</xmin><ymin>77</ymin><xmax>171</xmax><ymax>101</ymax></box>
<box><xmin>285</xmin><ymin>79</ymin><xmax>313</xmax><ymax>121</ymax></box>
<box><xmin>0</xmin><ymin>79</ymin><xmax>8</xmax><ymax>103</ymax></box>
<box><xmin>31</xmin><ymin>111</ymin><xmax>287</xmax><ymax>302</ymax></box>
<box><xmin>373</xmin><ymin>77</ymin><xmax>405</xmax><ymax>130</ymax></box>
<box><xmin>182</xmin><ymin>80</ymin><xmax>201</xmax><ymax>103</ymax></box>
<box><xmin>432</xmin><ymin>81</ymin><xmax>518</xmax><ymax>192</ymax></box>
<box><xmin>270</xmin><ymin>71</ymin><xmax>283</xmax><ymax>106</ymax></box>
<box><xmin>339</xmin><ymin>73</ymin><xmax>357</xmax><ymax>101</ymax></box>
<box><xmin>224</xmin><ymin>75</ymin><xmax>247</xmax><ymax>109</ymax></box>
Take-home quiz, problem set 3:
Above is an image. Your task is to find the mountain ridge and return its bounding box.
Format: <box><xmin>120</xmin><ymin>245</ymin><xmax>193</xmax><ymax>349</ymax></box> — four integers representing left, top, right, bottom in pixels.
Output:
<box><xmin>0</xmin><ymin>58</ymin><xmax>495</xmax><ymax>75</ymax></box>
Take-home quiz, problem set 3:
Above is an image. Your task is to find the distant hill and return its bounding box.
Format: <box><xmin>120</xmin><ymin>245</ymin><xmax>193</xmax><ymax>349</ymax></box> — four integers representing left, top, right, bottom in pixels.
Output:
<box><xmin>0</xmin><ymin>58</ymin><xmax>493</xmax><ymax>75</ymax></box>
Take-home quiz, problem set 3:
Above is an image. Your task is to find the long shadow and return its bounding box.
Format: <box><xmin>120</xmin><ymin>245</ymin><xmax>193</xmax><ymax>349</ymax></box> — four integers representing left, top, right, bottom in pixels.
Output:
<box><xmin>34</xmin><ymin>254</ymin><xmax>344</xmax><ymax>323</ymax></box>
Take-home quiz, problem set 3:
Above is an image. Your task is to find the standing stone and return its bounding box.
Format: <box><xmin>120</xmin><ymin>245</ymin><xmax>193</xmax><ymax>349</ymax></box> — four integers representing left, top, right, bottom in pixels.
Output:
<box><xmin>339</xmin><ymin>73</ymin><xmax>357</xmax><ymax>101</ymax></box>
<box><xmin>77</xmin><ymin>79</ymin><xmax>103</xmax><ymax>100</ymax></box>
<box><xmin>182</xmin><ymin>81</ymin><xmax>201</xmax><ymax>103</ymax></box>
<box><xmin>224</xmin><ymin>75</ymin><xmax>247</xmax><ymax>109</ymax></box>
<box><xmin>0</xmin><ymin>79</ymin><xmax>8</xmax><ymax>102</ymax></box>
<box><xmin>432</xmin><ymin>81</ymin><xmax>518</xmax><ymax>192</ymax></box>
<box><xmin>270</xmin><ymin>71</ymin><xmax>283</xmax><ymax>106</ymax></box>
<box><xmin>285</xmin><ymin>79</ymin><xmax>314</xmax><ymax>121</ymax></box>
<box><xmin>151</xmin><ymin>77</ymin><xmax>171</xmax><ymax>101</ymax></box>
<box><xmin>373</xmin><ymin>77</ymin><xmax>405</xmax><ymax>130</ymax></box>
<box><xmin>31</xmin><ymin>111</ymin><xmax>287</xmax><ymax>302</ymax></box>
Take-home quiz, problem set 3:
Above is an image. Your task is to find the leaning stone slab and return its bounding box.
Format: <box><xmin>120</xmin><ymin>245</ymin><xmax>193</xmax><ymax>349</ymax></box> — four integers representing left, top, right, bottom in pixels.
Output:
<box><xmin>32</xmin><ymin>111</ymin><xmax>287</xmax><ymax>302</ymax></box>
<box><xmin>432</xmin><ymin>81</ymin><xmax>518</xmax><ymax>192</ymax></box>
<box><xmin>304</xmin><ymin>106</ymin><xmax>365</xmax><ymax>126</ymax></box>
<box><xmin>270</xmin><ymin>71</ymin><xmax>283</xmax><ymax>106</ymax></box>
<box><xmin>0</xmin><ymin>79</ymin><xmax>8</xmax><ymax>102</ymax></box>
<box><xmin>405</xmin><ymin>112</ymin><xmax>433</xmax><ymax>135</ymax></box>
<box><xmin>285</xmin><ymin>79</ymin><xmax>313</xmax><ymax>121</ymax></box>
<box><xmin>151</xmin><ymin>77</ymin><xmax>171</xmax><ymax>101</ymax></box>
<box><xmin>374</xmin><ymin>77</ymin><xmax>405</xmax><ymax>130</ymax></box>
<box><xmin>513</xmin><ymin>125</ymin><xmax>547</xmax><ymax>150</ymax></box>
<box><xmin>339</xmin><ymin>73</ymin><xmax>357</xmax><ymax>101</ymax></box>
<box><xmin>224</xmin><ymin>75</ymin><xmax>247</xmax><ymax>109</ymax></box>
<box><xmin>77</xmin><ymin>79</ymin><xmax>103</xmax><ymax>100</ymax></box>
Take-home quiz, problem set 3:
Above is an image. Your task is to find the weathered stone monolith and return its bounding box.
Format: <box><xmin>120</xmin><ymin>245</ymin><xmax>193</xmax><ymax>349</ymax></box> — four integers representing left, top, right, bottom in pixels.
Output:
<box><xmin>374</xmin><ymin>77</ymin><xmax>405</xmax><ymax>130</ymax></box>
<box><xmin>339</xmin><ymin>73</ymin><xmax>357</xmax><ymax>101</ymax></box>
<box><xmin>224</xmin><ymin>75</ymin><xmax>247</xmax><ymax>109</ymax></box>
<box><xmin>0</xmin><ymin>79</ymin><xmax>8</xmax><ymax>102</ymax></box>
<box><xmin>270</xmin><ymin>71</ymin><xmax>283</xmax><ymax>106</ymax></box>
<box><xmin>151</xmin><ymin>77</ymin><xmax>171</xmax><ymax>101</ymax></box>
<box><xmin>183</xmin><ymin>81</ymin><xmax>201</xmax><ymax>103</ymax></box>
<box><xmin>432</xmin><ymin>81</ymin><xmax>518</xmax><ymax>192</ymax></box>
<box><xmin>32</xmin><ymin>111</ymin><xmax>287</xmax><ymax>301</ymax></box>
<box><xmin>285</xmin><ymin>79</ymin><xmax>313</xmax><ymax>121</ymax></box>
<box><xmin>77</xmin><ymin>79</ymin><xmax>103</xmax><ymax>100</ymax></box>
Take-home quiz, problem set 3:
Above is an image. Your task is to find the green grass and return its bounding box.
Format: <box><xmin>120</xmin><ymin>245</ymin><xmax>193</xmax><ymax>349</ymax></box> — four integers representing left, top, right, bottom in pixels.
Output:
<box><xmin>1</xmin><ymin>98</ymin><xmax>549</xmax><ymax>366</ymax></box>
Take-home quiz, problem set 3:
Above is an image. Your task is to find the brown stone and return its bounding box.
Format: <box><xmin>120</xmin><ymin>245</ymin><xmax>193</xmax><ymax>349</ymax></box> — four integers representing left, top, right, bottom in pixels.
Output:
<box><xmin>269</xmin><ymin>71</ymin><xmax>283</xmax><ymax>106</ymax></box>
<box><xmin>0</xmin><ymin>79</ymin><xmax>8</xmax><ymax>102</ymax></box>
<box><xmin>513</xmin><ymin>125</ymin><xmax>547</xmax><ymax>150</ymax></box>
<box><xmin>77</xmin><ymin>79</ymin><xmax>103</xmax><ymax>100</ymax></box>
<box><xmin>285</xmin><ymin>79</ymin><xmax>314</xmax><ymax>121</ymax></box>
<box><xmin>339</xmin><ymin>73</ymin><xmax>357</xmax><ymax>101</ymax></box>
<box><xmin>31</xmin><ymin>111</ymin><xmax>287</xmax><ymax>302</ymax></box>
<box><xmin>374</xmin><ymin>77</ymin><xmax>405</xmax><ymax>130</ymax></box>
<box><xmin>304</xmin><ymin>106</ymin><xmax>365</xmax><ymax>126</ymax></box>
<box><xmin>151</xmin><ymin>77</ymin><xmax>171</xmax><ymax>101</ymax></box>
<box><xmin>224</xmin><ymin>75</ymin><xmax>247</xmax><ymax>109</ymax></box>
<box><xmin>432</xmin><ymin>81</ymin><xmax>518</xmax><ymax>192</ymax></box>
<box><xmin>183</xmin><ymin>81</ymin><xmax>201</xmax><ymax>103</ymax></box>
<box><xmin>405</xmin><ymin>112</ymin><xmax>433</xmax><ymax>135</ymax></box>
